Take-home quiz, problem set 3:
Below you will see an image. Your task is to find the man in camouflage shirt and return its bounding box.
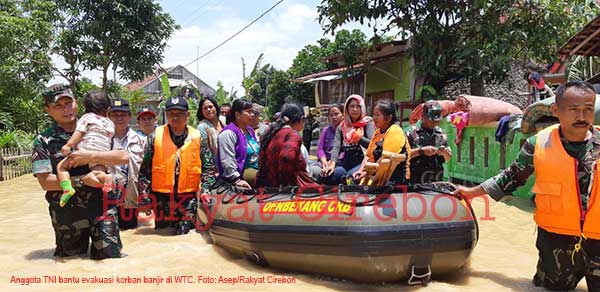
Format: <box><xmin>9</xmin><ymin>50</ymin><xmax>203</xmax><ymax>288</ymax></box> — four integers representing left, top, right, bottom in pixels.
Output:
<box><xmin>32</xmin><ymin>85</ymin><xmax>128</xmax><ymax>259</ymax></box>
<box><xmin>405</xmin><ymin>100</ymin><xmax>452</xmax><ymax>184</ymax></box>
<box><xmin>454</xmin><ymin>81</ymin><xmax>600</xmax><ymax>291</ymax></box>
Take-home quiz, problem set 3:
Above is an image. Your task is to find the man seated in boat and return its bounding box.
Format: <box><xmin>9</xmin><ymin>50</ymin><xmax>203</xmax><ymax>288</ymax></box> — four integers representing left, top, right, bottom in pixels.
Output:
<box><xmin>405</xmin><ymin>100</ymin><xmax>452</xmax><ymax>184</ymax></box>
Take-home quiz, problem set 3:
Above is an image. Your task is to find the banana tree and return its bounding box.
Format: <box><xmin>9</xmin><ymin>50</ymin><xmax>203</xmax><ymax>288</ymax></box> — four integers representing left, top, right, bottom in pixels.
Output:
<box><xmin>241</xmin><ymin>53</ymin><xmax>264</xmax><ymax>101</ymax></box>
<box><xmin>158</xmin><ymin>73</ymin><xmax>200</xmax><ymax>127</ymax></box>
<box><xmin>567</xmin><ymin>55</ymin><xmax>600</xmax><ymax>82</ymax></box>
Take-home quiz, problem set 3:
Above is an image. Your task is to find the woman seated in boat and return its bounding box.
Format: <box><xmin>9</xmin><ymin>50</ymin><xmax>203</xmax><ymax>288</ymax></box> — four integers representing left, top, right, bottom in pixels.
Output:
<box><xmin>256</xmin><ymin>103</ymin><xmax>320</xmax><ymax>189</ymax></box>
<box><xmin>309</xmin><ymin>103</ymin><xmax>344</xmax><ymax>180</ymax></box>
<box><xmin>321</xmin><ymin>94</ymin><xmax>375</xmax><ymax>185</ymax></box>
<box><xmin>216</xmin><ymin>98</ymin><xmax>260</xmax><ymax>189</ymax></box>
<box><xmin>196</xmin><ymin>96</ymin><xmax>223</xmax><ymax>191</ymax></box>
<box><xmin>353</xmin><ymin>99</ymin><xmax>411</xmax><ymax>185</ymax></box>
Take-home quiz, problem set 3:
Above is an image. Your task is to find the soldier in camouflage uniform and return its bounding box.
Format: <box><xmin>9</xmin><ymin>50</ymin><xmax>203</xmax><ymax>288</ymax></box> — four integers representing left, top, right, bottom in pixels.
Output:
<box><xmin>32</xmin><ymin>85</ymin><xmax>127</xmax><ymax>259</ymax></box>
<box><xmin>405</xmin><ymin>100</ymin><xmax>452</xmax><ymax>184</ymax></box>
<box><xmin>454</xmin><ymin>81</ymin><xmax>600</xmax><ymax>291</ymax></box>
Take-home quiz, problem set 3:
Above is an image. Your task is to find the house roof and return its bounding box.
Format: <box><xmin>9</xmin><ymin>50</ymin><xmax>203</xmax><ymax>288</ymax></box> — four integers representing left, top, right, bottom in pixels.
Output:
<box><xmin>321</xmin><ymin>40</ymin><xmax>408</xmax><ymax>64</ymax></box>
<box><xmin>124</xmin><ymin>65</ymin><xmax>216</xmax><ymax>95</ymax></box>
<box><xmin>125</xmin><ymin>66</ymin><xmax>174</xmax><ymax>91</ymax></box>
<box><xmin>295</xmin><ymin>40</ymin><xmax>409</xmax><ymax>82</ymax></box>
<box><xmin>295</xmin><ymin>63</ymin><xmax>366</xmax><ymax>83</ymax></box>
<box><xmin>558</xmin><ymin>15</ymin><xmax>600</xmax><ymax>57</ymax></box>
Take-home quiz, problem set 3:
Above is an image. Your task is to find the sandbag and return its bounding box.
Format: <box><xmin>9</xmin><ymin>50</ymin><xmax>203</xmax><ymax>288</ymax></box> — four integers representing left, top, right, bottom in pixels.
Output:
<box><xmin>454</xmin><ymin>95</ymin><xmax>523</xmax><ymax>126</ymax></box>
<box><xmin>521</xmin><ymin>95</ymin><xmax>600</xmax><ymax>134</ymax></box>
<box><xmin>520</xmin><ymin>97</ymin><xmax>555</xmax><ymax>134</ymax></box>
<box><xmin>408</xmin><ymin>100</ymin><xmax>458</xmax><ymax>124</ymax></box>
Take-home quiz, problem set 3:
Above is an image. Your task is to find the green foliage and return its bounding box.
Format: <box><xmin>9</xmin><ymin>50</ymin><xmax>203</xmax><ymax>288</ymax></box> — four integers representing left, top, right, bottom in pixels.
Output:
<box><xmin>0</xmin><ymin>129</ymin><xmax>35</xmax><ymax>149</ymax></box>
<box><xmin>284</xmin><ymin>29</ymin><xmax>375</xmax><ymax>106</ymax></box>
<box><xmin>122</xmin><ymin>88</ymin><xmax>149</xmax><ymax>110</ymax></box>
<box><xmin>266</xmin><ymin>69</ymin><xmax>293</xmax><ymax>114</ymax></box>
<box><xmin>288</xmin><ymin>44</ymin><xmax>327</xmax><ymax>79</ymax></box>
<box><xmin>157</xmin><ymin>72</ymin><xmax>201</xmax><ymax>127</ymax></box>
<box><xmin>160</xmin><ymin>73</ymin><xmax>172</xmax><ymax>100</ymax></box>
<box><xmin>415</xmin><ymin>85</ymin><xmax>439</xmax><ymax>100</ymax></box>
<box><xmin>241</xmin><ymin>53</ymin><xmax>264</xmax><ymax>102</ymax></box>
<box><xmin>104</xmin><ymin>80</ymin><xmax>124</xmax><ymax>98</ymax></box>
<box><xmin>0</xmin><ymin>0</ymin><xmax>56</xmax><ymax>134</ymax></box>
<box><xmin>73</xmin><ymin>78</ymin><xmax>99</xmax><ymax>98</ymax></box>
<box><xmin>54</xmin><ymin>0</ymin><xmax>179</xmax><ymax>89</ymax></box>
<box><xmin>0</xmin><ymin>0</ymin><xmax>56</xmax><ymax>92</ymax></box>
<box><xmin>0</xmin><ymin>112</ymin><xmax>14</xmax><ymax>130</ymax></box>
<box><xmin>215</xmin><ymin>81</ymin><xmax>233</xmax><ymax>105</ymax></box>
<box><xmin>252</xmin><ymin>64</ymin><xmax>276</xmax><ymax>106</ymax></box>
<box><xmin>187</xmin><ymin>96</ymin><xmax>199</xmax><ymax>128</ymax></box>
<box><xmin>317</xmin><ymin>0</ymin><xmax>600</xmax><ymax>95</ymax></box>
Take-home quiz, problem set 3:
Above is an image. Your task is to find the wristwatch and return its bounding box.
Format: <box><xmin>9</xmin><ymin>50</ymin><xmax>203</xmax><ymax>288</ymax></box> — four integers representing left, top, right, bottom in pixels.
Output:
<box><xmin>73</xmin><ymin>176</ymin><xmax>84</xmax><ymax>188</ymax></box>
<box><xmin>418</xmin><ymin>147</ymin><xmax>425</xmax><ymax>156</ymax></box>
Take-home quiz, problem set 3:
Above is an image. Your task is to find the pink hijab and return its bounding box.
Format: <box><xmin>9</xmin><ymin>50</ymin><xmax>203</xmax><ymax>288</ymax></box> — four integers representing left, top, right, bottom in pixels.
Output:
<box><xmin>340</xmin><ymin>94</ymin><xmax>372</xmax><ymax>144</ymax></box>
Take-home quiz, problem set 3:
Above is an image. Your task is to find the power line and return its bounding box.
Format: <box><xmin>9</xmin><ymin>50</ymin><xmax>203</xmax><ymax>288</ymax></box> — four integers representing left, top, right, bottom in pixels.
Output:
<box><xmin>184</xmin><ymin>0</ymin><xmax>284</xmax><ymax>67</ymax></box>
<box><xmin>180</xmin><ymin>0</ymin><xmax>213</xmax><ymax>28</ymax></box>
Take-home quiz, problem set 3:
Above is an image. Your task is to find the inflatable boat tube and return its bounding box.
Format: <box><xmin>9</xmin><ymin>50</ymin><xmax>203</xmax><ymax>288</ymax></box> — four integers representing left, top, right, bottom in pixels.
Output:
<box><xmin>198</xmin><ymin>182</ymin><xmax>478</xmax><ymax>283</ymax></box>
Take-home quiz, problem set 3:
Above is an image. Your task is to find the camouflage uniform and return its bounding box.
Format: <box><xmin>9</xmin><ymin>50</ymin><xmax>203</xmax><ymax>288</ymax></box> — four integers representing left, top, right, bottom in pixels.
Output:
<box><xmin>137</xmin><ymin>97</ymin><xmax>199</xmax><ymax>235</ymax></box>
<box><xmin>480</xmin><ymin>127</ymin><xmax>600</xmax><ymax>291</ymax></box>
<box><xmin>405</xmin><ymin>121</ymin><xmax>450</xmax><ymax>184</ymax></box>
<box><xmin>137</xmin><ymin>127</ymin><xmax>199</xmax><ymax>235</ymax></box>
<box><xmin>32</xmin><ymin>124</ymin><xmax>122</xmax><ymax>259</ymax></box>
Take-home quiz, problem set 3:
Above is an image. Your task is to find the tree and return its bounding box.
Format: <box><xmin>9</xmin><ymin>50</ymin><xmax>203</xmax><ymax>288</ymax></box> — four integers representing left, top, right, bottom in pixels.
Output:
<box><xmin>266</xmin><ymin>69</ymin><xmax>293</xmax><ymax>114</ymax></box>
<box><xmin>253</xmin><ymin>64</ymin><xmax>276</xmax><ymax>106</ymax></box>
<box><xmin>215</xmin><ymin>81</ymin><xmax>233</xmax><ymax>105</ymax></box>
<box><xmin>122</xmin><ymin>88</ymin><xmax>149</xmax><ymax>110</ymax></box>
<box><xmin>241</xmin><ymin>53</ymin><xmax>264</xmax><ymax>102</ymax></box>
<box><xmin>286</xmin><ymin>29</ymin><xmax>372</xmax><ymax>106</ymax></box>
<box><xmin>0</xmin><ymin>0</ymin><xmax>57</xmax><ymax>134</ymax></box>
<box><xmin>50</xmin><ymin>3</ymin><xmax>85</xmax><ymax>90</ymax></box>
<box><xmin>55</xmin><ymin>0</ymin><xmax>179</xmax><ymax>90</ymax></box>
<box><xmin>317</xmin><ymin>0</ymin><xmax>599</xmax><ymax>96</ymax></box>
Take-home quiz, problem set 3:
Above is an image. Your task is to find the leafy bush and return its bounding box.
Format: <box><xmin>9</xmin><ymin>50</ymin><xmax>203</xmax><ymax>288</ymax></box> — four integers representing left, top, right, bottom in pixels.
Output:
<box><xmin>0</xmin><ymin>130</ymin><xmax>35</xmax><ymax>149</ymax></box>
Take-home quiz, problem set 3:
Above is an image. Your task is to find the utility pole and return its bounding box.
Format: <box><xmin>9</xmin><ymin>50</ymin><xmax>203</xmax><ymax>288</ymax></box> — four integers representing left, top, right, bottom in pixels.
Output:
<box><xmin>196</xmin><ymin>46</ymin><xmax>199</xmax><ymax>77</ymax></box>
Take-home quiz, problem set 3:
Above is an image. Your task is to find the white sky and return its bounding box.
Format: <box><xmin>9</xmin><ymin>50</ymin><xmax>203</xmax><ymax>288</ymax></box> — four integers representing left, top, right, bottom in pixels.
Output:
<box><xmin>50</xmin><ymin>0</ymin><xmax>395</xmax><ymax>94</ymax></box>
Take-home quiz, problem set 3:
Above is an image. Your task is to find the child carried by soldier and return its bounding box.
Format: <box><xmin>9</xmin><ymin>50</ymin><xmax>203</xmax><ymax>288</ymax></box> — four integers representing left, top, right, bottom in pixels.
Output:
<box><xmin>56</xmin><ymin>90</ymin><xmax>115</xmax><ymax>207</ymax></box>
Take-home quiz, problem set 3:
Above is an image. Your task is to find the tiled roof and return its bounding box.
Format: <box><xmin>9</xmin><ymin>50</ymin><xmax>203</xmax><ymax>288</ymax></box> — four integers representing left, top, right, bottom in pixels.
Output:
<box><xmin>558</xmin><ymin>15</ymin><xmax>600</xmax><ymax>57</ymax></box>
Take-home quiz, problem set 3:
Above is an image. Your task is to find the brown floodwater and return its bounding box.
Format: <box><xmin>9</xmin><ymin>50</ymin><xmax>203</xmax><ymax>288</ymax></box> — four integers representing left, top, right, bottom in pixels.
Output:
<box><xmin>0</xmin><ymin>175</ymin><xmax>587</xmax><ymax>291</ymax></box>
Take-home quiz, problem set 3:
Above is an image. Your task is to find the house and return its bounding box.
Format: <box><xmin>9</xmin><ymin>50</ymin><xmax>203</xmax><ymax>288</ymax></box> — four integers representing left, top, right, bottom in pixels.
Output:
<box><xmin>296</xmin><ymin>40</ymin><xmax>422</xmax><ymax>120</ymax></box>
<box><xmin>557</xmin><ymin>15</ymin><xmax>600</xmax><ymax>86</ymax></box>
<box><xmin>125</xmin><ymin>65</ymin><xmax>216</xmax><ymax>110</ymax></box>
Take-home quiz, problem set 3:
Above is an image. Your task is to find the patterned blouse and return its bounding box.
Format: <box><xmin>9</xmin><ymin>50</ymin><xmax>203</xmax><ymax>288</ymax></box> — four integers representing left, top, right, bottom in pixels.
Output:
<box><xmin>197</xmin><ymin>119</ymin><xmax>222</xmax><ymax>189</ymax></box>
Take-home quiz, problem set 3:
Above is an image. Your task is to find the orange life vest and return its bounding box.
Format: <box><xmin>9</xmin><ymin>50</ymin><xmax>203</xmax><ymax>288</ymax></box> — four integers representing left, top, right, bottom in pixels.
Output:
<box><xmin>533</xmin><ymin>125</ymin><xmax>600</xmax><ymax>239</ymax></box>
<box><xmin>151</xmin><ymin>125</ymin><xmax>202</xmax><ymax>194</ymax></box>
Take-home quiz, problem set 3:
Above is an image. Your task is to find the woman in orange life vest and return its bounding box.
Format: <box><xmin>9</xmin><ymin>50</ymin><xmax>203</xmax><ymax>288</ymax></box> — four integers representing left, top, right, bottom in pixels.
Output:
<box><xmin>352</xmin><ymin>99</ymin><xmax>411</xmax><ymax>185</ymax></box>
<box><xmin>453</xmin><ymin>81</ymin><xmax>600</xmax><ymax>291</ymax></box>
<box><xmin>216</xmin><ymin>99</ymin><xmax>260</xmax><ymax>189</ymax></box>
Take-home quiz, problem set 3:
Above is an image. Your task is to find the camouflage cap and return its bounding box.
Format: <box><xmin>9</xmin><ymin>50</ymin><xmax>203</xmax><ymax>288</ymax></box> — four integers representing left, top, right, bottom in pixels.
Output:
<box><xmin>43</xmin><ymin>84</ymin><xmax>75</xmax><ymax>105</ymax></box>
<box><xmin>422</xmin><ymin>100</ymin><xmax>442</xmax><ymax>121</ymax></box>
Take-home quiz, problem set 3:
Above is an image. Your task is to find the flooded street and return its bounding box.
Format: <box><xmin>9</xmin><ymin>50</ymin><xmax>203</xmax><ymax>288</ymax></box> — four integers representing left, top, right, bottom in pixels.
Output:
<box><xmin>0</xmin><ymin>175</ymin><xmax>587</xmax><ymax>291</ymax></box>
